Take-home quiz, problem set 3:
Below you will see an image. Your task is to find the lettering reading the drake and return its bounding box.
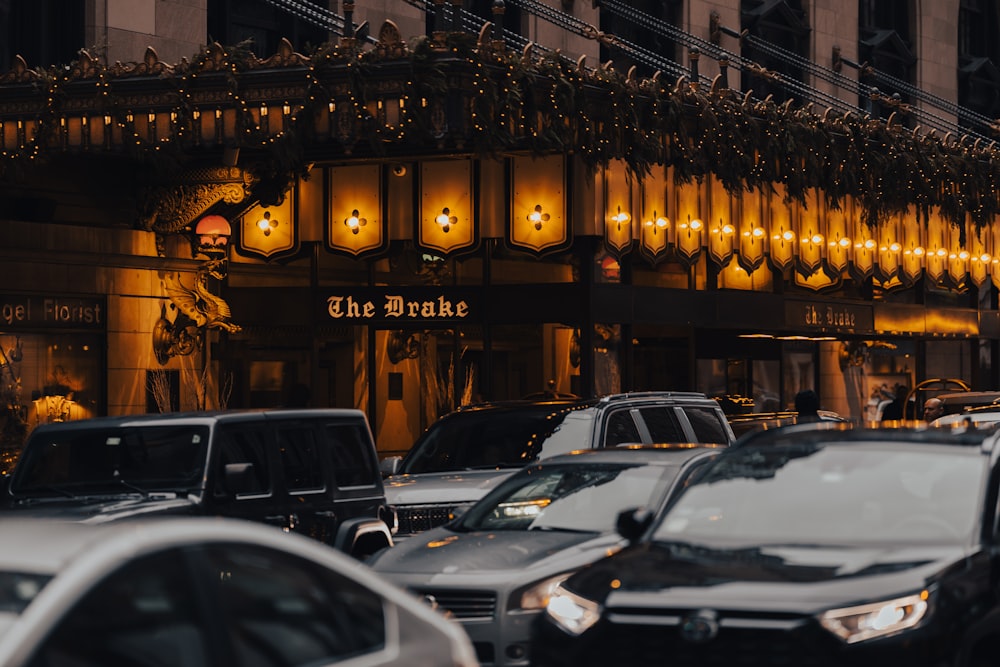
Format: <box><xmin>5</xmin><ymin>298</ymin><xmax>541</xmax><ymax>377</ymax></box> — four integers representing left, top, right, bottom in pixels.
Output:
<box><xmin>327</xmin><ymin>295</ymin><xmax>469</xmax><ymax>320</ymax></box>
<box><xmin>803</xmin><ymin>304</ymin><xmax>855</xmax><ymax>327</ymax></box>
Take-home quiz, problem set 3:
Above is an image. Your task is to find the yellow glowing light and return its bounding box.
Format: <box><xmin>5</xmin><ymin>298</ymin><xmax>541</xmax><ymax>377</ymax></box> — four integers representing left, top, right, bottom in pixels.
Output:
<box><xmin>781</xmin><ymin>230</ymin><xmax>795</xmax><ymax>241</ymax></box>
<box><xmin>689</xmin><ymin>218</ymin><xmax>703</xmax><ymax>231</ymax></box>
<box><xmin>889</xmin><ymin>242</ymin><xmax>901</xmax><ymax>252</ymax></box>
<box><xmin>863</xmin><ymin>239</ymin><xmax>876</xmax><ymax>250</ymax></box>
<box><xmin>752</xmin><ymin>227</ymin><xmax>765</xmax><ymax>238</ymax></box>
<box><xmin>959</xmin><ymin>250</ymin><xmax>970</xmax><ymax>260</ymax></box>
<box><xmin>913</xmin><ymin>247</ymin><xmax>925</xmax><ymax>256</ymax></box>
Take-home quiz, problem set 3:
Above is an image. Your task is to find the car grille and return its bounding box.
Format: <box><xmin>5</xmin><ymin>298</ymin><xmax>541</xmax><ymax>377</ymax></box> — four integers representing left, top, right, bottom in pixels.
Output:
<box><xmin>394</xmin><ymin>503</ymin><xmax>461</xmax><ymax>536</ymax></box>
<box><xmin>411</xmin><ymin>588</ymin><xmax>497</xmax><ymax>621</ymax></box>
<box><xmin>601</xmin><ymin>617</ymin><xmax>831</xmax><ymax>666</ymax></box>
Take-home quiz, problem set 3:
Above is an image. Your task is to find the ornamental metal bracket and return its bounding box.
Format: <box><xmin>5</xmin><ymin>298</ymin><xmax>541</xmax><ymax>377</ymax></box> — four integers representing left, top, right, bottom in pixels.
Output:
<box><xmin>138</xmin><ymin>166</ymin><xmax>257</xmax><ymax>255</ymax></box>
<box><xmin>152</xmin><ymin>258</ymin><xmax>242</xmax><ymax>365</ymax></box>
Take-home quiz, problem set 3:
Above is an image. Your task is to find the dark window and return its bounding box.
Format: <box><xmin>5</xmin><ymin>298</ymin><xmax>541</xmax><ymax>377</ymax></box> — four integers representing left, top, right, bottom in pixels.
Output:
<box><xmin>597</xmin><ymin>0</ymin><xmax>685</xmax><ymax>80</ymax></box>
<box><xmin>207</xmin><ymin>0</ymin><xmax>330</xmax><ymax>57</ymax></box>
<box><xmin>684</xmin><ymin>407</ymin><xmax>732</xmax><ymax>444</ymax></box>
<box><xmin>0</xmin><ymin>0</ymin><xmax>85</xmax><ymax>71</ymax></box>
<box><xmin>326</xmin><ymin>423</ymin><xmax>377</xmax><ymax>488</ymax></box>
<box><xmin>858</xmin><ymin>0</ymin><xmax>916</xmax><ymax>117</ymax></box>
<box><xmin>278</xmin><ymin>426</ymin><xmax>325</xmax><ymax>491</ymax></box>
<box><xmin>639</xmin><ymin>407</ymin><xmax>685</xmax><ymax>442</ymax></box>
<box><xmin>216</xmin><ymin>427</ymin><xmax>271</xmax><ymax>496</ymax></box>
<box><xmin>200</xmin><ymin>543</ymin><xmax>385</xmax><ymax>663</ymax></box>
<box><xmin>604</xmin><ymin>410</ymin><xmax>642</xmax><ymax>446</ymax></box>
<box><xmin>740</xmin><ymin>0</ymin><xmax>810</xmax><ymax>105</ymax></box>
<box><xmin>26</xmin><ymin>550</ymin><xmax>210</xmax><ymax>667</ymax></box>
<box><xmin>958</xmin><ymin>0</ymin><xmax>1000</xmax><ymax>129</ymax></box>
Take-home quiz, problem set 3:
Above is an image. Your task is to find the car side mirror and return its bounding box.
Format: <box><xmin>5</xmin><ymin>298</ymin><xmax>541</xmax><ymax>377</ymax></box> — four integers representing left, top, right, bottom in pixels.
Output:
<box><xmin>223</xmin><ymin>462</ymin><xmax>256</xmax><ymax>496</ymax></box>
<box><xmin>616</xmin><ymin>506</ymin><xmax>654</xmax><ymax>542</ymax></box>
<box><xmin>380</xmin><ymin>456</ymin><xmax>402</xmax><ymax>477</ymax></box>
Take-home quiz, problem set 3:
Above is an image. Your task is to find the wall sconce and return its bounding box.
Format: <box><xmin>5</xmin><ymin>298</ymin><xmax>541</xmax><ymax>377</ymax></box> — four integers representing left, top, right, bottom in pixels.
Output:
<box><xmin>611</xmin><ymin>206</ymin><xmax>631</xmax><ymax>231</ymax></box>
<box><xmin>256</xmin><ymin>211</ymin><xmax>279</xmax><ymax>236</ymax></box>
<box><xmin>528</xmin><ymin>204</ymin><xmax>549</xmax><ymax>230</ymax></box>
<box><xmin>193</xmin><ymin>214</ymin><xmax>231</xmax><ymax>259</ymax></box>
<box><xmin>643</xmin><ymin>212</ymin><xmax>669</xmax><ymax>234</ymax></box>
<box><xmin>435</xmin><ymin>207</ymin><xmax>457</xmax><ymax>233</ymax></box>
<box><xmin>344</xmin><ymin>209</ymin><xmax>367</xmax><ymax>235</ymax></box>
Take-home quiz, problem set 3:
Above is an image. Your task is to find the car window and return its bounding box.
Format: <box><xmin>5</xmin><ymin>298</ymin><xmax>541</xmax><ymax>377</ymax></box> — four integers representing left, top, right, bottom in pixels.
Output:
<box><xmin>277</xmin><ymin>426</ymin><xmax>325</xmax><ymax>492</ymax></box>
<box><xmin>638</xmin><ymin>407</ymin><xmax>685</xmax><ymax>442</ymax></box>
<box><xmin>0</xmin><ymin>572</ymin><xmax>51</xmax><ymax>614</ymax></box>
<box><xmin>27</xmin><ymin>549</ymin><xmax>210</xmax><ymax>667</ymax></box>
<box><xmin>216</xmin><ymin>427</ymin><xmax>271</xmax><ymax>496</ymax></box>
<box><xmin>12</xmin><ymin>425</ymin><xmax>208</xmax><ymax>494</ymax></box>
<box><xmin>603</xmin><ymin>410</ymin><xmax>642</xmax><ymax>446</ymax></box>
<box><xmin>683</xmin><ymin>407</ymin><xmax>732</xmax><ymax>444</ymax></box>
<box><xmin>198</xmin><ymin>543</ymin><xmax>386</xmax><ymax>664</ymax></box>
<box><xmin>401</xmin><ymin>406</ymin><xmax>576</xmax><ymax>473</ymax></box>
<box><xmin>655</xmin><ymin>442</ymin><xmax>984</xmax><ymax>545</ymax></box>
<box><xmin>457</xmin><ymin>462</ymin><xmax>678</xmax><ymax>533</ymax></box>
<box><xmin>325</xmin><ymin>423</ymin><xmax>377</xmax><ymax>488</ymax></box>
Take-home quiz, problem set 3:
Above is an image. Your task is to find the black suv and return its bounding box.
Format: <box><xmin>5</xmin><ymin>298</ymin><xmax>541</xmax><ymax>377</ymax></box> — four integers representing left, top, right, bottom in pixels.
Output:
<box><xmin>1</xmin><ymin>409</ymin><xmax>394</xmax><ymax>558</ymax></box>
<box><xmin>380</xmin><ymin>392</ymin><xmax>735</xmax><ymax>540</ymax></box>
<box><xmin>532</xmin><ymin>422</ymin><xmax>1000</xmax><ymax>667</ymax></box>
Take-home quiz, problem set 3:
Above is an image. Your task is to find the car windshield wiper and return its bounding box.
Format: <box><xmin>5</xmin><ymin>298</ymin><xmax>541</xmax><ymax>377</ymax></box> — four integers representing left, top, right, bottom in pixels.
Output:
<box><xmin>527</xmin><ymin>525</ymin><xmax>595</xmax><ymax>533</ymax></box>
<box><xmin>113</xmin><ymin>473</ymin><xmax>150</xmax><ymax>497</ymax></box>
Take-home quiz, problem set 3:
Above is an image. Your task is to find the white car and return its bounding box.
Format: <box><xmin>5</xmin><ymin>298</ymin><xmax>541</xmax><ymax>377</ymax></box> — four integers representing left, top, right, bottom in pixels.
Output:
<box><xmin>0</xmin><ymin>517</ymin><xmax>479</xmax><ymax>667</ymax></box>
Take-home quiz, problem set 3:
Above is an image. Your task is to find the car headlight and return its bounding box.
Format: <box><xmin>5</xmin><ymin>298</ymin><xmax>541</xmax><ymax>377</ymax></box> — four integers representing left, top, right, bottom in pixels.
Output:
<box><xmin>544</xmin><ymin>584</ymin><xmax>602</xmax><ymax>636</ymax></box>
<box><xmin>819</xmin><ymin>591</ymin><xmax>930</xmax><ymax>644</ymax></box>
<box><xmin>511</xmin><ymin>573</ymin><xmax>573</xmax><ymax>611</ymax></box>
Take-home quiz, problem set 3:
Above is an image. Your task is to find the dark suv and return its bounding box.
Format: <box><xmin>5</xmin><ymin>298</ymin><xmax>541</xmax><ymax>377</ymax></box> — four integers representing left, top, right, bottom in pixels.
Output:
<box><xmin>380</xmin><ymin>392</ymin><xmax>735</xmax><ymax>540</ymax></box>
<box><xmin>533</xmin><ymin>421</ymin><xmax>1000</xmax><ymax>667</ymax></box>
<box><xmin>2</xmin><ymin>409</ymin><xmax>394</xmax><ymax>558</ymax></box>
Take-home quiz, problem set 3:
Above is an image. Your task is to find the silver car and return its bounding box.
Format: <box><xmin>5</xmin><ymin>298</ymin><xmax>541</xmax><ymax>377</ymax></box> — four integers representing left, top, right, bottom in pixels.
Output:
<box><xmin>369</xmin><ymin>445</ymin><xmax>723</xmax><ymax>667</ymax></box>
<box><xmin>0</xmin><ymin>516</ymin><xmax>478</xmax><ymax>667</ymax></box>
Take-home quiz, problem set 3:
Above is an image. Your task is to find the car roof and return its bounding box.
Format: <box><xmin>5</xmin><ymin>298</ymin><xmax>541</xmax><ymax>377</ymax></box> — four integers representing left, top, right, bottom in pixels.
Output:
<box><xmin>734</xmin><ymin>420</ymin><xmax>1000</xmax><ymax>451</ymax></box>
<box><xmin>0</xmin><ymin>516</ymin><xmax>342</xmax><ymax>576</ymax></box>
<box><xmin>449</xmin><ymin>391</ymin><xmax>721</xmax><ymax>415</ymax></box>
<box><xmin>25</xmin><ymin>408</ymin><xmax>367</xmax><ymax>433</ymax></box>
<box><xmin>529</xmin><ymin>444</ymin><xmax>725</xmax><ymax>467</ymax></box>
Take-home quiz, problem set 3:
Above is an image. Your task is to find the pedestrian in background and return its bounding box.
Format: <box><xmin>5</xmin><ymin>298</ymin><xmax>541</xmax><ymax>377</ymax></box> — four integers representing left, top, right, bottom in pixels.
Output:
<box><xmin>923</xmin><ymin>397</ymin><xmax>944</xmax><ymax>422</ymax></box>
<box><xmin>795</xmin><ymin>389</ymin><xmax>821</xmax><ymax>422</ymax></box>
<box><xmin>881</xmin><ymin>383</ymin><xmax>908</xmax><ymax>421</ymax></box>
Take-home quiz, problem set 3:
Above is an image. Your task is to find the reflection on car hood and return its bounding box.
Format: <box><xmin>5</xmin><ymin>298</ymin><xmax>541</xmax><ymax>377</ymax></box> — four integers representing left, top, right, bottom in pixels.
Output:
<box><xmin>384</xmin><ymin>470</ymin><xmax>518</xmax><ymax>505</ymax></box>
<box><xmin>371</xmin><ymin>527</ymin><xmax>621</xmax><ymax>575</ymax></box>
<box><xmin>6</xmin><ymin>495</ymin><xmax>197</xmax><ymax>523</ymax></box>
<box><xmin>574</xmin><ymin>541</ymin><xmax>970</xmax><ymax>611</ymax></box>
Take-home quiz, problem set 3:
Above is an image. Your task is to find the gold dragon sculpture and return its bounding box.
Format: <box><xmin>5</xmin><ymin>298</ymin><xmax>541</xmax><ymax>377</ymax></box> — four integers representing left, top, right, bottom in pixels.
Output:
<box><xmin>153</xmin><ymin>258</ymin><xmax>242</xmax><ymax>364</ymax></box>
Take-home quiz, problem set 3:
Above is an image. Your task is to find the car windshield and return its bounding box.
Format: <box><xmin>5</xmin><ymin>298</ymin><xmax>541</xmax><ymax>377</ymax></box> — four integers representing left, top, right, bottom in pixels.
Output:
<box><xmin>400</xmin><ymin>405</ymin><xmax>584</xmax><ymax>474</ymax></box>
<box><xmin>653</xmin><ymin>440</ymin><xmax>985</xmax><ymax>546</ymax></box>
<box><xmin>11</xmin><ymin>425</ymin><xmax>210</xmax><ymax>496</ymax></box>
<box><xmin>454</xmin><ymin>462</ymin><xmax>678</xmax><ymax>533</ymax></box>
<box><xmin>0</xmin><ymin>572</ymin><xmax>51</xmax><ymax>615</ymax></box>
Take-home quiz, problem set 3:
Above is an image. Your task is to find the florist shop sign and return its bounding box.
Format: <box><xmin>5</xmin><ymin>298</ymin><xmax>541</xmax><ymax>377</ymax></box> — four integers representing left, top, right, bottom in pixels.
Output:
<box><xmin>0</xmin><ymin>295</ymin><xmax>105</xmax><ymax>330</ymax></box>
<box><xmin>321</xmin><ymin>288</ymin><xmax>479</xmax><ymax>324</ymax></box>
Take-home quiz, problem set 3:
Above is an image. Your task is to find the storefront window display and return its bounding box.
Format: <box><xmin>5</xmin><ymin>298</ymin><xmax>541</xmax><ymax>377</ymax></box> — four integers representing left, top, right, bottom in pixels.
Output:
<box><xmin>0</xmin><ymin>333</ymin><xmax>102</xmax><ymax>473</ymax></box>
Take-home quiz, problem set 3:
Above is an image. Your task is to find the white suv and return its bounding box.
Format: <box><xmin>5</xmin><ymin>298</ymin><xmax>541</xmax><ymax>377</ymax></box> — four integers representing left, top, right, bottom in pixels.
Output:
<box><xmin>380</xmin><ymin>392</ymin><xmax>735</xmax><ymax>541</ymax></box>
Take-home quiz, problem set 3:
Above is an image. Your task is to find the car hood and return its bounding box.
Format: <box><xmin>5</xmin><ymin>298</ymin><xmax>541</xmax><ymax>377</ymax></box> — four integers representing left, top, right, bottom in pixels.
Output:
<box><xmin>384</xmin><ymin>470</ymin><xmax>518</xmax><ymax>505</ymax></box>
<box><xmin>370</xmin><ymin>527</ymin><xmax>622</xmax><ymax>575</ymax></box>
<box><xmin>6</xmin><ymin>494</ymin><xmax>198</xmax><ymax>523</ymax></box>
<box><xmin>572</xmin><ymin>540</ymin><xmax>973</xmax><ymax>611</ymax></box>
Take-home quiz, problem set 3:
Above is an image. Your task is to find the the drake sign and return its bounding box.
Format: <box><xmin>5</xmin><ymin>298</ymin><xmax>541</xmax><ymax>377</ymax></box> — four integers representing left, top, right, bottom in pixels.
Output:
<box><xmin>786</xmin><ymin>300</ymin><xmax>873</xmax><ymax>332</ymax></box>
<box><xmin>323</xmin><ymin>289</ymin><xmax>477</xmax><ymax>323</ymax></box>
